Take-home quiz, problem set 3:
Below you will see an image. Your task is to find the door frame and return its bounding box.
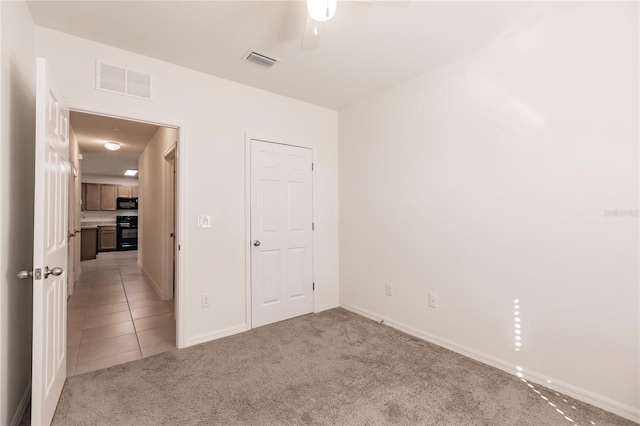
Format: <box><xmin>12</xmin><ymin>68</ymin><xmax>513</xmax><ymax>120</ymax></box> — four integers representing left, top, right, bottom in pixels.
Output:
<box><xmin>64</xmin><ymin>97</ymin><xmax>187</xmax><ymax>348</ymax></box>
<box><xmin>244</xmin><ymin>132</ymin><xmax>315</xmax><ymax>329</ymax></box>
<box><xmin>68</xmin><ymin>162</ymin><xmax>79</xmax><ymax>295</ymax></box>
<box><xmin>162</xmin><ymin>145</ymin><xmax>176</xmax><ymax>300</ymax></box>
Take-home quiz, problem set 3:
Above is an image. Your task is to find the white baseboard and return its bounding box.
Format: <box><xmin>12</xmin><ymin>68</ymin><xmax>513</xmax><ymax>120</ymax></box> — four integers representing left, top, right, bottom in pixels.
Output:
<box><xmin>339</xmin><ymin>303</ymin><xmax>640</xmax><ymax>424</ymax></box>
<box><xmin>68</xmin><ymin>266</ymin><xmax>82</xmax><ymax>296</ymax></box>
<box><xmin>185</xmin><ymin>304</ymin><xmax>340</xmax><ymax>348</ymax></box>
<box><xmin>10</xmin><ymin>384</ymin><xmax>31</xmax><ymax>426</ymax></box>
<box><xmin>185</xmin><ymin>324</ymin><xmax>248</xmax><ymax>347</ymax></box>
<box><xmin>315</xmin><ymin>302</ymin><xmax>339</xmax><ymax>313</ymax></box>
<box><xmin>141</xmin><ymin>266</ymin><xmax>162</xmax><ymax>299</ymax></box>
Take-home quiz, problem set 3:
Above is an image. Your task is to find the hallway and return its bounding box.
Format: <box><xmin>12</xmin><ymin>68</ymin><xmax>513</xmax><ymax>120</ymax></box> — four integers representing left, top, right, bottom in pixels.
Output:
<box><xmin>66</xmin><ymin>251</ymin><xmax>175</xmax><ymax>376</ymax></box>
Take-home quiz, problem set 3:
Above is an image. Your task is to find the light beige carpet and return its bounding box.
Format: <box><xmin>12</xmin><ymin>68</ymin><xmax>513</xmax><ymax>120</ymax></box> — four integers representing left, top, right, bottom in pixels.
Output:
<box><xmin>52</xmin><ymin>308</ymin><xmax>635</xmax><ymax>425</ymax></box>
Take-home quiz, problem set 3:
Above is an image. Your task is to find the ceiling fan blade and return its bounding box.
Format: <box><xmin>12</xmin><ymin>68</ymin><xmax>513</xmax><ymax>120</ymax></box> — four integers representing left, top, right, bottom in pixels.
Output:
<box><xmin>301</xmin><ymin>14</ymin><xmax>320</xmax><ymax>51</ymax></box>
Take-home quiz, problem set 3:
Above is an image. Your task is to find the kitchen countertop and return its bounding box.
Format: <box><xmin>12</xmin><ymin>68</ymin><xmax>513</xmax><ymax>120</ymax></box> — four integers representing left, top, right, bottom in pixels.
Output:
<box><xmin>81</xmin><ymin>220</ymin><xmax>116</xmax><ymax>227</ymax></box>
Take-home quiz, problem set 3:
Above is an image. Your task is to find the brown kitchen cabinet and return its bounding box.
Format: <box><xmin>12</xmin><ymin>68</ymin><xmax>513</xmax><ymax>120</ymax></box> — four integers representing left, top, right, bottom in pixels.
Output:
<box><xmin>118</xmin><ymin>185</ymin><xmax>132</xmax><ymax>197</ymax></box>
<box><xmin>100</xmin><ymin>184</ymin><xmax>117</xmax><ymax>210</ymax></box>
<box><xmin>83</xmin><ymin>183</ymin><xmax>101</xmax><ymax>211</ymax></box>
<box><xmin>82</xmin><ymin>183</ymin><xmax>138</xmax><ymax>211</ymax></box>
<box><xmin>117</xmin><ymin>185</ymin><xmax>138</xmax><ymax>198</ymax></box>
<box><xmin>80</xmin><ymin>228</ymin><xmax>98</xmax><ymax>260</ymax></box>
<box><xmin>98</xmin><ymin>226</ymin><xmax>117</xmax><ymax>251</ymax></box>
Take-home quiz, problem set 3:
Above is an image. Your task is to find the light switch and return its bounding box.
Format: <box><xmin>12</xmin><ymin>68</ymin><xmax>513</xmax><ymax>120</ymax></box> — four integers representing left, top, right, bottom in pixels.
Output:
<box><xmin>197</xmin><ymin>215</ymin><xmax>211</xmax><ymax>229</ymax></box>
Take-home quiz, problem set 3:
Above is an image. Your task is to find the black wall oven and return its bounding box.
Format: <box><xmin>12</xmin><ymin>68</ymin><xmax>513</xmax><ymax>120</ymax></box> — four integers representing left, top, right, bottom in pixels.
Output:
<box><xmin>116</xmin><ymin>216</ymin><xmax>138</xmax><ymax>251</ymax></box>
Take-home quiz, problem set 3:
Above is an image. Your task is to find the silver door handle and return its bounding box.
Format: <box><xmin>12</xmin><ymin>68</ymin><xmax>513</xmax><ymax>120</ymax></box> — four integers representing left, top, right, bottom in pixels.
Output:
<box><xmin>252</xmin><ymin>240</ymin><xmax>261</xmax><ymax>247</ymax></box>
<box><xmin>17</xmin><ymin>270</ymin><xmax>33</xmax><ymax>279</ymax></box>
<box><xmin>44</xmin><ymin>266</ymin><xmax>63</xmax><ymax>278</ymax></box>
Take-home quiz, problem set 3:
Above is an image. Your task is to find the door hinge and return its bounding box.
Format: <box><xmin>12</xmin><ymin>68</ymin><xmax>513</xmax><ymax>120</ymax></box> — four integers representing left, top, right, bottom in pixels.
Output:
<box><xmin>178</xmin><ymin>245</ymin><xmax>181</xmax><ymax>251</ymax></box>
<box><xmin>311</xmin><ymin>162</ymin><xmax>314</xmax><ymax>171</ymax></box>
<box><xmin>313</xmin><ymin>282</ymin><xmax>315</xmax><ymax>291</ymax></box>
<box><xmin>34</xmin><ymin>268</ymin><xmax>42</xmax><ymax>280</ymax></box>
<box><xmin>312</xmin><ymin>222</ymin><xmax>315</xmax><ymax>231</ymax></box>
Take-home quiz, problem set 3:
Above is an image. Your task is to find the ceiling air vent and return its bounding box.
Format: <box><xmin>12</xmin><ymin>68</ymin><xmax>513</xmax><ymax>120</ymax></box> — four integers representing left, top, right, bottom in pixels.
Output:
<box><xmin>96</xmin><ymin>60</ymin><xmax>155</xmax><ymax>100</ymax></box>
<box><xmin>243</xmin><ymin>50</ymin><xmax>278</xmax><ymax>68</ymax></box>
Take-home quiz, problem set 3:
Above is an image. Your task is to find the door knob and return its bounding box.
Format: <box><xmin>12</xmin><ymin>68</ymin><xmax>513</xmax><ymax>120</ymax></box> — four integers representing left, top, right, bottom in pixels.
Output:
<box><xmin>17</xmin><ymin>270</ymin><xmax>33</xmax><ymax>279</ymax></box>
<box><xmin>44</xmin><ymin>266</ymin><xmax>63</xmax><ymax>278</ymax></box>
<box><xmin>252</xmin><ymin>240</ymin><xmax>261</xmax><ymax>247</ymax></box>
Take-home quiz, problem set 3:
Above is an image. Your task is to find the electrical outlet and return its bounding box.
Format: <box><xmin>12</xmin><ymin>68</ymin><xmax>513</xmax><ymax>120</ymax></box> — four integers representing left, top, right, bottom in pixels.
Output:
<box><xmin>201</xmin><ymin>293</ymin><xmax>212</xmax><ymax>307</ymax></box>
<box><xmin>429</xmin><ymin>293</ymin><xmax>438</xmax><ymax>308</ymax></box>
<box><xmin>385</xmin><ymin>283</ymin><xmax>394</xmax><ymax>296</ymax></box>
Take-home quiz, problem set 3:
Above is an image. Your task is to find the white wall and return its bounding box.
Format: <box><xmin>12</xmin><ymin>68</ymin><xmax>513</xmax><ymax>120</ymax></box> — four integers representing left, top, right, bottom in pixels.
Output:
<box><xmin>138</xmin><ymin>127</ymin><xmax>177</xmax><ymax>297</ymax></box>
<box><xmin>35</xmin><ymin>27</ymin><xmax>340</xmax><ymax>347</ymax></box>
<box><xmin>0</xmin><ymin>1</ymin><xmax>35</xmax><ymax>424</ymax></box>
<box><xmin>339</xmin><ymin>2</ymin><xmax>638</xmax><ymax>421</ymax></box>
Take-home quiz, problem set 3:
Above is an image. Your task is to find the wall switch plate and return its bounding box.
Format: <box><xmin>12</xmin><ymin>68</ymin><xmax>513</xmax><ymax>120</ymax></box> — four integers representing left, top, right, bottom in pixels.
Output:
<box><xmin>201</xmin><ymin>293</ymin><xmax>212</xmax><ymax>307</ymax></box>
<box><xmin>429</xmin><ymin>293</ymin><xmax>438</xmax><ymax>308</ymax></box>
<box><xmin>197</xmin><ymin>215</ymin><xmax>211</xmax><ymax>229</ymax></box>
<box><xmin>385</xmin><ymin>283</ymin><xmax>394</xmax><ymax>296</ymax></box>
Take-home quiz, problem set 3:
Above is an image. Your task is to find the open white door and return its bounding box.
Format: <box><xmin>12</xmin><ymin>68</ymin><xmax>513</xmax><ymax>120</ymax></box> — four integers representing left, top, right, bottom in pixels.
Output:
<box><xmin>32</xmin><ymin>57</ymin><xmax>69</xmax><ymax>425</ymax></box>
<box><xmin>250</xmin><ymin>140</ymin><xmax>313</xmax><ymax>328</ymax></box>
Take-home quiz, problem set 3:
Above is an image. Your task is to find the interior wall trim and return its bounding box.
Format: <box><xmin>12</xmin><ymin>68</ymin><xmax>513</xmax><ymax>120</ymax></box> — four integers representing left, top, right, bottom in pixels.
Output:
<box><xmin>315</xmin><ymin>303</ymin><xmax>339</xmax><ymax>313</ymax></box>
<box><xmin>185</xmin><ymin>324</ymin><xmax>248</xmax><ymax>347</ymax></box>
<box><xmin>10</xmin><ymin>384</ymin><xmax>31</xmax><ymax>426</ymax></box>
<box><xmin>141</xmin><ymin>266</ymin><xmax>162</xmax><ymax>300</ymax></box>
<box><xmin>339</xmin><ymin>303</ymin><xmax>639</xmax><ymax>423</ymax></box>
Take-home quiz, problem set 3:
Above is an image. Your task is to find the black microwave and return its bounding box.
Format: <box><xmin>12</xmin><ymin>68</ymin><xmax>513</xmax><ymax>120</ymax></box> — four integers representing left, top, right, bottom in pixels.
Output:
<box><xmin>117</xmin><ymin>197</ymin><xmax>138</xmax><ymax>210</ymax></box>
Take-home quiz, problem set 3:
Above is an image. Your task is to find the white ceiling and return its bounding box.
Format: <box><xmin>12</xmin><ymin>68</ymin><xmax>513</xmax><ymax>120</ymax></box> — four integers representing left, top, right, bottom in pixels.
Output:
<box><xmin>28</xmin><ymin>1</ymin><xmax>572</xmax><ymax>110</ymax></box>
<box><xmin>71</xmin><ymin>111</ymin><xmax>160</xmax><ymax>158</ymax></box>
<box><xmin>80</xmin><ymin>153</ymin><xmax>141</xmax><ymax>178</ymax></box>
<box><xmin>71</xmin><ymin>111</ymin><xmax>161</xmax><ymax>176</ymax></box>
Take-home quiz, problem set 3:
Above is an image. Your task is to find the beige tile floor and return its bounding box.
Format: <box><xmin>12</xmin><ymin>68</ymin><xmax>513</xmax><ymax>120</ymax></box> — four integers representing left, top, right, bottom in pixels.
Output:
<box><xmin>67</xmin><ymin>251</ymin><xmax>175</xmax><ymax>377</ymax></box>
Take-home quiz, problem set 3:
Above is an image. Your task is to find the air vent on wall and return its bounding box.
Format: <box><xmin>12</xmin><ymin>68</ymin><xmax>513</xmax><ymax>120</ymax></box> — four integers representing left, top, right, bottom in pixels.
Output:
<box><xmin>242</xmin><ymin>50</ymin><xmax>278</xmax><ymax>68</ymax></box>
<box><xmin>96</xmin><ymin>60</ymin><xmax>155</xmax><ymax>100</ymax></box>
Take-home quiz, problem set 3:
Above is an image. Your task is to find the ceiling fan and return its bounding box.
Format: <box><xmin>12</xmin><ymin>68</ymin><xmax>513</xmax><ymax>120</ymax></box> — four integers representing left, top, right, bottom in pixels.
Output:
<box><xmin>301</xmin><ymin>0</ymin><xmax>409</xmax><ymax>51</ymax></box>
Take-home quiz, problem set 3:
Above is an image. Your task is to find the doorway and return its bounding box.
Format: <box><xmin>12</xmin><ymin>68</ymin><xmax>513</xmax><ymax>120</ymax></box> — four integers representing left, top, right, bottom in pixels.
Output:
<box><xmin>66</xmin><ymin>110</ymin><xmax>181</xmax><ymax>376</ymax></box>
<box><xmin>249</xmin><ymin>139</ymin><xmax>314</xmax><ymax>328</ymax></box>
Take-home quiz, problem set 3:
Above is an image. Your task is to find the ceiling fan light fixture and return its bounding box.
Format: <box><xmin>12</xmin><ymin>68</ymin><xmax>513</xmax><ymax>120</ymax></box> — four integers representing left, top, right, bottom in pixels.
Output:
<box><xmin>104</xmin><ymin>142</ymin><xmax>121</xmax><ymax>151</ymax></box>
<box><xmin>307</xmin><ymin>0</ymin><xmax>337</xmax><ymax>22</ymax></box>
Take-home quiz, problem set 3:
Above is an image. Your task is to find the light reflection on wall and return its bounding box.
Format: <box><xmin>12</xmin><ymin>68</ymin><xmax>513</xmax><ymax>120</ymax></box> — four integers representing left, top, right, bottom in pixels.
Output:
<box><xmin>514</xmin><ymin>299</ymin><xmax>521</xmax><ymax>351</ymax></box>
